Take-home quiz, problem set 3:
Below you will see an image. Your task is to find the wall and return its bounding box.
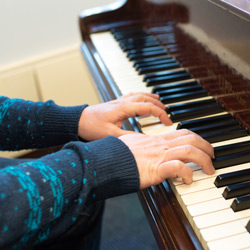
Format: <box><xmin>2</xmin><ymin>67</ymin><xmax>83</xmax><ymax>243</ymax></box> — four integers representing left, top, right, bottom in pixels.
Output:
<box><xmin>0</xmin><ymin>0</ymin><xmax>117</xmax><ymax>157</ymax></box>
<box><xmin>0</xmin><ymin>0</ymin><xmax>115</xmax><ymax>68</ymax></box>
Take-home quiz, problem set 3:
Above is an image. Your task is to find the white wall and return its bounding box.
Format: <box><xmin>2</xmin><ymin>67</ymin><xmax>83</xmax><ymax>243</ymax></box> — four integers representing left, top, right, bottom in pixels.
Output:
<box><xmin>0</xmin><ymin>0</ymin><xmax>115</xmax><ymax>68</ymax></box>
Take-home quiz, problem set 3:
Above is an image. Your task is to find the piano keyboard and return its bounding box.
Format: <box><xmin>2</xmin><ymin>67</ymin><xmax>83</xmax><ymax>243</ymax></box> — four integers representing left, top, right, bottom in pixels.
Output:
<box><xmin>90</xmin><ymin>24</ymin><xmax>250</xmax><ymax>250</ymax></box>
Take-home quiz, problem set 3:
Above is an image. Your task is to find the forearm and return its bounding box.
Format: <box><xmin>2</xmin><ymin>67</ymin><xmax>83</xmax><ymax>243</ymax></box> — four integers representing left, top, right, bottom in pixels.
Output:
<box><xmin>0</xmin><ymin>136</ymin><xmax>139</xmax><ymax>249</ymax></box>
<box><xmin>0</xmin><ymin>96</ymin><xmax>86</xmax><ymax>150</ymax></box>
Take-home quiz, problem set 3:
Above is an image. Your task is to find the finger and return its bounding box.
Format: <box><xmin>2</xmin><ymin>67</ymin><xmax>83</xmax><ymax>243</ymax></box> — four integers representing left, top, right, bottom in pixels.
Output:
<box><xmin>161</xmin><ymin>128</ymin><xmax>194</xmax><ymax>140</ymax></box>
<box><xmin>120</xmin><ymin>92</ymin><xmax>160</xmax><ymax>100</ymax></box>
<box><xmin>164</xmin><ymin>145</ymin><xmax>215</xmax><ymax>175</ymax></box>
<box><xmin>158</xmin><ymin>160</ymin><xmax>193</xmax><ymax>185</ymax></box>
<box><xmin>120</xmin><ymin>93</ymin><xmax>166</xmax><ymax>110</ymax></box>
<box><xmin>124</xmin><ymin>102</ymin><xmax>172</xmax><ymax>125</ymax></box>
<box><xmin>104</xmin><ymin>123</ymin><xmax>140</xmax><ymax>137</ymax></box>
<box><xmin>166</xmin><ymin>131</ymin><xmax>214</xmax><ymax>159</ymax></box>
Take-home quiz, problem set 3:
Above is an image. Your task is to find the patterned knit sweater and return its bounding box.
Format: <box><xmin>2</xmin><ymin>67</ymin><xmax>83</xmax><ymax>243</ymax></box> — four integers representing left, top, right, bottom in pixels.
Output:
<box><xmin>0</xmin><ymin>96</ymin><xmax>139</xmax><ymax>249</ymax></box>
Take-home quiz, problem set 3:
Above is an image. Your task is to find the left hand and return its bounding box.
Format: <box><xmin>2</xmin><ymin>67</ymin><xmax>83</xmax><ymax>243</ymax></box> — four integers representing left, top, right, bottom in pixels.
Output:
<box><xmin>78</xmin><ymin>92</ymin><xmax>172</xmax><ymax>141</ymax></box>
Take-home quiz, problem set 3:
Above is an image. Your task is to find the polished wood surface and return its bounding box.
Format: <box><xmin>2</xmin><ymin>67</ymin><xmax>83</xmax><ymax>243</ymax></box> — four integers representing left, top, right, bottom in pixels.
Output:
<box><xmin>79</xmin><ymin>0</ymin><xmax>250</xmax><ymax>249</ymax></box>
<box><xmin>210</xmin><ymin>0</ymin><xmax>250</xmax><ymax>21</ymax></box>
<box><xmin>79</xmin><ymin>0</ymin><xmax>189</xmax><ymax>39</ymax></box>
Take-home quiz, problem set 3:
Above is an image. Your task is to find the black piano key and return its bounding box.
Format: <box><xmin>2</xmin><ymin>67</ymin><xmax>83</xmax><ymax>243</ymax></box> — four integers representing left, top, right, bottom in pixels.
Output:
<box><xmin>157</xmin><ymin>85</ymin><xmax>203</xmax><ymax>97</ymax></box>
<box><xmin>114</xmin><ymin>33</ymin><xmax>149</xmax><ymax>41</ymax></box>
<box><xmin>119</xmin><ymin>36</ymin><xmax>156</xmax><ymax>44</ymax></box>
<box><xmin>231</xmin><ymin>194</ymin><xmax>250</xmax><ymax>212</ymax></box>
<box><xmin>246</xmin><ymin>220</ymin><xmax>250</xmax><ymax>233</ymax></box>
<box><xmin>152</xmin><ymin>80</ymin><xmax>198</xmax><ymax>93</ymax></box>
<box><xmin>120</xmin><ymin>37</ymin><xmax>157</xmax><ymax>47</ymax></box>
<box><xmin>215</xmin><ymin>168</ymin><xmax>250</xmax><ymax>187</ymax></box>
<box><xmin>135</xmin><ymin>58</ymin><xmax>176</xmax><ymax>69</ymax></box>
<box><xmin>160</xmin><ymin>89</ymin><xmax>208</xmax><ymax>104</ymax></box>
<box><xmin>144</xmin><ymin>69</ymin><xmax>186</xmax><ymax>80</ymax></box>
<box><xmin>128</xmin><ymin>49</ymin><xmax>168</xmax><ymax>61</ymax></box>
<box><xmin>177</xmin><ymin>114</ymin><xmax>234</xmax><ymax>129</ymax></box>
<box><xmin>223</xmin><ymin>181</ymin><xmax>250</xmax><ymax>199</ymax></box>
<box><xmin>167</xmin><ymin>98</ymin><xmax>216</xmax><ymax>113</ymax></box>
<box><xmin>147</xmin><ymin>72</ymin><xmax>192</xmax><ymax>86</ymax></box>
<box><xmin>133</xmin><ymin>55</ymin><xmax>173</xmax><ymax>65</ymax></box>
<box><xmin>121</xmin><ymin>39</ymin><xmax>158</xmax><ymax>47</ymax></box>
<box><xmin>111</xmin><ymin>26</ymin><xmax>145</xmax><ymax>32</ymax></box>
<box><xmin>202</xmin><ymin>128</ymin><xmax>249</xmax><ymax>144</ymax></box>
<box><xmin>214</xmin><ymin>140</ymin><xmax>250</xmax><ymax>158</ymax></box>
<box><xmin>120</xmin><ymin>37</ymin><xmax>159</xmax><ymax>50</ymax></box>
<box><xmin>122</xmin><ymin>41</ymin><xmax>160</xmax><ymax>51</ymax></box>
<box><xmin>190</xmin><ymin>120</ymin><xmax>240</xmax><ymax>136</ymax></box>
<box><xmin>127</xmin><ymin>46</ymin><xmax>165</xmax><ymax>55</ymax></box>
<box><xmin>113</xmin><ymin>30</ymin><xmax>149</xmax><ymax>40</ymax></box>
<box><xmin>212</xmin><ymin>149</ymin><xmax>250</xmax><ymax>170</ymax></box>
<box><xmin>170</xmin><ymin>103</ymin><xmax>225</xmax><ymax>123</ymax></box>
<box><xmin>138</xmin><ymin>62</ymin><xmax>181</xmax><ymax>74</ymax></box>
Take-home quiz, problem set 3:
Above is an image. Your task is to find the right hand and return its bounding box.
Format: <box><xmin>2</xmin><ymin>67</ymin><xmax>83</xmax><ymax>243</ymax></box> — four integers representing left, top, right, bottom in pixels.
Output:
<box><xmin>119</xmin><ymin>129</ymin><xmax>215</xmax><ymax>189</ymax></box>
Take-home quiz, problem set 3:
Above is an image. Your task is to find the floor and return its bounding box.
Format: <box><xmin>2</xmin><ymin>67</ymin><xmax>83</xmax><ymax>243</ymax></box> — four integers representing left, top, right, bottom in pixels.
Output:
<box><xmin>100</xmin><ymin>193</ymin><xmax>158</xmax><ymax>250</ymax></box>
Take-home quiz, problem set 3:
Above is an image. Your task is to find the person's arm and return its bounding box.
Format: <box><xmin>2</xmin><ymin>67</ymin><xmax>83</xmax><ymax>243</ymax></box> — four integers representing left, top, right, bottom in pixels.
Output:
<box><xmin>0</xmin><ymin>125</ymin><xmax>215</xmax><ymax>249</ymax></box>
<box><xmin>0</xmin><ymin>136</ymin><xmax>139</xmax><ymax>249</ymax></box>
<box><xmin>0</xmin><ymin>96</ymin><xmax>86</xmax><ymax>150</ymax></box>
<box><xmin>0</xmin><ymin>93</ymin><xmax>170</xmax><ymax>150</ymax></box>
<box><xmin>0</xmin><ymin>130</ymin><xmax>214</xmax><ymax>249</ymax></box>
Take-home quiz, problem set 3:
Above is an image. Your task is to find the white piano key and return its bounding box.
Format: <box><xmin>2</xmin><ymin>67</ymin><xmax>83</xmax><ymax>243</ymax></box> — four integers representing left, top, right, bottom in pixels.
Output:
<box><xmin>194</xmin><ymin>208</ymin><xmax>250</xmax><ymax>230</ymax></box>
<box><xmin>191</xmin><ymin>162</ymin><xmax>250</xmax><ymax>182</ymax></box>
<box><xmin>141</xmin><ymin>123</ymin><xmax>174</xmax><ymax>135</ymax></box>
<box><xmin>181</xmin><ymin>187</ymin><xmax>223</xmax><ymax>206</ymax></box>
<box><xmin>200</xmin><ymin>220</ymin><xmax>247</xmax><ymax>243</ymax></box>
<box><xmin>136</xmin><ymin>115</ymin><xmax>161</xmax><ymax>126</ymax></box>
<box><xmin>212</xmin><ymin>136</ymin><xmax>250</xmax><ymax>147</ymax></box>
<box><xmin>194</xmin><ymin>209</ymin><xmax>236</xmax><ymax>229</ymax></box>
<box><xmin>236</xmin><ymin>209</ymin><xmax>250</xmax><ymax>221</ymax></box>
<box><xmin>165</xmin><ymin>95</ymin><xmax>215</xmax><ymax>106</ymax></box>
<box><xmin>174</xmin><ymin>177</ymin><xmax>216</xmax><ymax>195</ymax></box>
<box><xmin>187</xmin><ymin>197</ymin><xmax>232</xmax><ymax>217</ymax></box>
<box><xmin>207</xmin><ymin>232</ymin><xmax>250</xmax><ymax>250</ymax></box>
<box><xmin>239</xmin><ymin>217</ymin><xmax>250</xmax><ymax>227</ymax></box>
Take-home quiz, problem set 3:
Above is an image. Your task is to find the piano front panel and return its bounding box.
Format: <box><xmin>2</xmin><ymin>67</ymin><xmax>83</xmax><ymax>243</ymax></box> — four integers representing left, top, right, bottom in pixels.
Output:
<box><xmin>79</xmin><ymin>1</ymin><xmax>250</xmax><ymax>249</ymax></box>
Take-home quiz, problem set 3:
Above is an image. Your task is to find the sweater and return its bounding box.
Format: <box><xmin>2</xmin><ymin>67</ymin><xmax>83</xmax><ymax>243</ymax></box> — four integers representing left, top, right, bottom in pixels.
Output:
<box><xmin>0</xmin><ymin>96</ymin><xmax>139</xmax><ymax>249</ymax></box>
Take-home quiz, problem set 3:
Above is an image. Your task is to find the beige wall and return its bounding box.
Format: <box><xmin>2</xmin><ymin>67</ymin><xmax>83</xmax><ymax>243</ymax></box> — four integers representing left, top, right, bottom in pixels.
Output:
<box><xmin>0</xmin><ymin>0</ymin><xmax>116</xmax><ymax>68</ymax></box>
<box><xmin>0</xmin><ymin>47</ymin><xmax>100</xmax><ymax>158</ymax></box>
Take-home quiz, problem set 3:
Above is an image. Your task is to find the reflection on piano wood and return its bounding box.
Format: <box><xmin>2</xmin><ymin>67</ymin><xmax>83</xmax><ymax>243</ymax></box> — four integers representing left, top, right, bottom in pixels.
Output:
<box><xmin>79</xmin><ymin>0</ymin><xmax>250</xmax><ymax>249</ymax></box>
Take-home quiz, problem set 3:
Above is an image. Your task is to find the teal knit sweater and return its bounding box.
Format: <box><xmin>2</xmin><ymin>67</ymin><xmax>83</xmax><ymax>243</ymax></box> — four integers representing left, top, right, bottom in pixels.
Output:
<box><xmin>0</xmin><ymin>96</ymin><xmax>139</xmax><ymax>249</ymax></box>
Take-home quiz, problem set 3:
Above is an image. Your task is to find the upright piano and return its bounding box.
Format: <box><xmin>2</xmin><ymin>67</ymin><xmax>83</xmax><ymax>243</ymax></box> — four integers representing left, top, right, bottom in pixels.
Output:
<box><xmin>79</xmin><ymin>0</ymin><xmax>250</xmax><ymax>249</ymax></box>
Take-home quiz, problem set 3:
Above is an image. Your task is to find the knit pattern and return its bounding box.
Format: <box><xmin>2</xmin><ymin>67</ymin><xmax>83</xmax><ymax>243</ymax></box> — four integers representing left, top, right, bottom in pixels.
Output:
<box><xmin>0</xmin><ymin>96</ymin><xmax>139</xmax><ymax>249</ymax></box>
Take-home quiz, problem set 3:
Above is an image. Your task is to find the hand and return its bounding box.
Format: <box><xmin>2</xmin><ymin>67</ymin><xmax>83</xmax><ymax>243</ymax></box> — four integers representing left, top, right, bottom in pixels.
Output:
<box><xmin>119</xmin><ymin>129</ymin><xmax>215</xmax><ymax>188</ymax></box>
<box><xmin>78</xmin><ymin>92</ymin><xmax>172</xmax><ymax>141</ymax></box>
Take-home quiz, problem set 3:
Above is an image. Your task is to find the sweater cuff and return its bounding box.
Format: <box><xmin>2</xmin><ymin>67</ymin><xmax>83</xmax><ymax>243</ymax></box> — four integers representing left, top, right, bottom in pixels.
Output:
<box><xmin>42</xmin><ymin>103</ymin><xmax>88</xmax><ymax>145</ymax></box>
<box><xmin>86</xmin><ymin>136</ymin><xmax>140</xmax><ymax>200</ymax></box>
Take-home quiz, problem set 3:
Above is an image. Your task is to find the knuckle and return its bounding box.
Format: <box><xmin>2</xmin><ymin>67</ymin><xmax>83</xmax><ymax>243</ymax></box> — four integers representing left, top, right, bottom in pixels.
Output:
<box><xmin>188</xmin><ymin>134</ymin><xmax>199</xmax><ymax>144</ymax></box>
<box><xmin>180</xmin><ymin>128</ymin><xmax>192</xmax><ymax>135</ymax></box>
<box><xmin>172</xmin><ymin>160</ymin><xmax>182</xmax><ymax>170</ymax></box>
<box><xmin>183</xmin><ymin>145</ymin><xmax>193</xmax><ymax>156</ymax></box>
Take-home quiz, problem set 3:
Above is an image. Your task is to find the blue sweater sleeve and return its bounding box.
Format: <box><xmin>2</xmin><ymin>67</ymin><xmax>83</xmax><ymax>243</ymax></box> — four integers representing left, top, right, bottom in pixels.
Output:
<box><xmin>0</xmin><ymin>96</ymin><xmax>87</xmax><ymax>150</ymax></box>
<box><xmin>0</xmin><ymin>96</ymin><xmax>140</xmax><ymax>249</ymax></box>
<box><xmin>0</xmin><ymin>137</ymin><xmax>139</xmax><ymax>249</ymax></box>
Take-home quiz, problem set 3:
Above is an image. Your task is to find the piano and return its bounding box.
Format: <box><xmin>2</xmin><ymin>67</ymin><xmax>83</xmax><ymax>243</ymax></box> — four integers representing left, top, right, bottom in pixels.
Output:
<box><xmin>79</xmin><ymin>0</ymin><xmax>250</xmax><ymax>249</ymax></box>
